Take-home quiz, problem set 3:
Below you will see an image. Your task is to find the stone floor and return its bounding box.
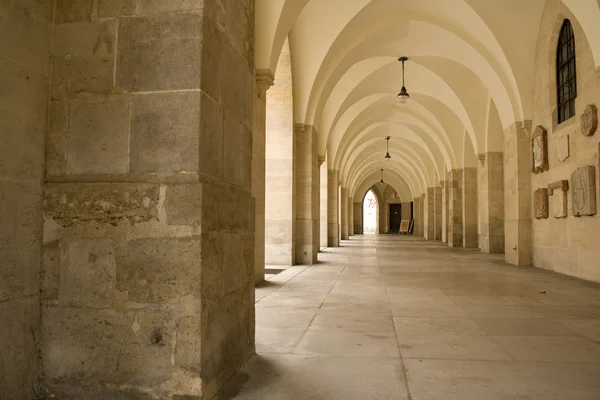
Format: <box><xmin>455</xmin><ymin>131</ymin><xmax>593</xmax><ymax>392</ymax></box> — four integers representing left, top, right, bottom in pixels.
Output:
<box><xmin>234</xmin><ymin>235</ymin><xmax>600</xmax><ymax>400</ymax></box>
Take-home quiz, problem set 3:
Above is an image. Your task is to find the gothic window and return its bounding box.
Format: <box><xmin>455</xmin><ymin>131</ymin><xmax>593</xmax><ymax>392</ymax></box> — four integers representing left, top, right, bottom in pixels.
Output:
<box><xmin>556</xmin><ymin>19</ymin><xmax>577</xmax><ymax>124</ymax></box>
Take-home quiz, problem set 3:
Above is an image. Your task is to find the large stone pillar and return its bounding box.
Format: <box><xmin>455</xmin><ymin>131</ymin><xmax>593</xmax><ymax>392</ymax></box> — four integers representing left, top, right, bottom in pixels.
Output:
<box><xmin>348</xmin><ymin>196</ymin><xmax>355</xmax><ymax>236</ymax></box>
<box><xmin>462</xmin><ymin>167</ymin><xmax>478</xmax><ymax>248</ymax></box>
<box><xmin>434</xmin><ymin>186</ymin><xmax>443</xmax><ymax>240</ymax></box>
<box><xmin>42</xmin><ymin>2</ymin><xmax>255</xmax><ymax>398</ymax></box>
<box><xmin>413</xmin><ymin>197</ymin><xmax>421</xmax><ymax>235</ymax></box>
<box><xmin>254</xmin><ymin>72</ymin><xmax>273</xmax><ymax>283</ymax></box>
<box><xmin>478</xmin><ymin>153</ymin><xmax>505</xmax><ymax>253</ymax></box>
<box><xmin>295</xmin><ymin>124</ymin><xmax>318</xmax><ymax>265</ymax></box>
<box><xmin>441</xmin><ymin>180</ymin><xmax>448</xmax><ymax>242</ymax></box>
<box><xmin>425</xmin><ymin>188</ymin><xmax>435</xmax><ymax>239</ymax></box>
<box><xmin>265</xmin><ymin>39</ymin><xmax>295</xmax><ymax>266</ymax></box>
<box><xmin>504</xmin><ymin>122</ymin><xmax>532</xmax><ymax>265</ymax></box>
<box><xmin>340</xmin><ymin>188</ymin><xmax>349</xmax><ymax>240</ymax></box>
<box><xmin>448</xmin><ymin>169</ymin><xmax>464</xmax><ymax>247</ymax></box>
<box><xmin>327</xmin><ymin>170</ymin><xmax>340</xmax><ymax>247</ymax></box>
<box><xmin>402</xmin><ymin>202</ymin><xmax>411</xmax><ymax>220</ymax></box>
<box><xmin>319</xmin><ymin>158</ymin><xmax>328</xmax><ymax>248</ymax></box>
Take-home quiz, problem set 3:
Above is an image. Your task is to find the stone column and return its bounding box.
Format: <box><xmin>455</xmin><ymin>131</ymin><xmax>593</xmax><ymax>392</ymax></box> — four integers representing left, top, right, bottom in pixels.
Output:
<box><xmin>353</xmin><ymin>202</ymin><xmax>363</xmax><ymax>234</ymax></box>
<box><xmin>319</xmin><ymin>158</ymin><xmax>328</xmax><ymax>248</ymax></box>
<box><xmin>504</xmin><ymin>122</ymin><xmax>532</xmax><ymax>265</ymax></box>
<box><xmin>327</xmin><ymin>170</ymin><xmax>340</xmax><ymax>247</ymax></box>
<box><xmin>478</xmin><ymin>153</ymin><xmax>505</xmax><ymax>253</ymax></box>
<box><xmin>425</xmin><ymin>188</ymin><xmax>435</xmax><ymax>239</ymax></box>
<box><xmin>462</xmin><ymin>167</ymin><xmax>478</xmax><ymax>248</ymax></box>
<box><xmin>402</xmin><ymin>202</ymin><xmax>411</xmax><ymax>220</ymax></box>
<box><xmin>265</xmin><ymin>40</ymin><xmax>295</xmax><ymax>266</ymax></box>
<box><xmin>294</xmin><ymin>125</ymin><xmax>318</xmax><ymax>265</ymax></box>
<box><xmin>434</xmin><ymin>186</ymin><xmax>443</xmax><ymax>240</ymax></box>
<box><xmin>340</xmin><ymin>187</ymin><xmax>349</xmax><ymax>240</ymax></box>
<box><xmin>42</xmin><ymin>2</ymin><xmax>256</xmax><ymax>398</ymax></box>
<box><xmin>348</xmin><ymin>196</ymin><xmax>355</xmax><ymax>236</ymax></box>
<box><xmin>448</xmin><ymin>169</ymin><xmax>464</xmax><ymax>247</ymax></box>
<box><xmin>413</xmin><ymin>197</ymin><xmax>421</xmax><ymax>235</ymax></box>
<box><xmin>254</xmin><ymin>72</ymin><xmax>273</xmax><ymax>283</ymax></box>
<box><xmin>441</xmin><ymin>180</ymin><xmax>448</xmax><ymax>242</ymax></box>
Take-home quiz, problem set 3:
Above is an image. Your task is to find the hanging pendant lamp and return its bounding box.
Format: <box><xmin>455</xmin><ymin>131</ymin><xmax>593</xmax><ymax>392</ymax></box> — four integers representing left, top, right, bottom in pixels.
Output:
<box><xmin>397</xmin><ymin>56</ymin><xmax>410</xmax><ymax>103</ymax></box>
<box><xmin>385</xmin><ymin>136</ymin><xmax>391</xmax><ymax>159</ymax></box>
<box><xmin>380</xmin><ymin>169</ymin><xmax>385</xmax><ymax>184</ymax></box>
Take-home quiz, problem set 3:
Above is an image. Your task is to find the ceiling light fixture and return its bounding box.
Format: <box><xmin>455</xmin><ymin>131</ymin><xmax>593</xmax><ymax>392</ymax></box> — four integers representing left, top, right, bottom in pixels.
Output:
<box><xmin>397</xmin><ymin>56</ymin><xmax>410</xmax><ymax>104</ymax></box>
<box><xmin>380</xmin><ymin>168</ymin><xmax>385</xmax><ymax>184</ymax></box>
<box><xmin>385</xmin><ymin>136</ymin><xmax>391</xmax><ymax>159</ymax></box>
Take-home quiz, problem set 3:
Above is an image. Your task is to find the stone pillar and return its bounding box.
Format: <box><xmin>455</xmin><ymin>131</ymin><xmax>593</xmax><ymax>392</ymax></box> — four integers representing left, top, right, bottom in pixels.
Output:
<box><xmin>348</xmin><ymin>196</ymin><xmax>355</xmax><ymax>236</ymax></box>
<box><xmin>42</xmin><ymin>2</ymin><xmax>256</xmax><ymax>398</ymax></box>
<box><xmin>254</xmin><ymin>72</ymin><xmax>273</xmax><ymax>283</ymax></box>
<box><xmin>340</xmin><ymin>188</ymin><xmax>349</xmax><ymax>240</ymax></box>
<box><xmin>425</xmin><ymin>188</ymin><xmax>435</xmax><ymax>240</ymax></box>
<box><xmin>1</xmin><ymin>2</ymin><xmax>52</xmax><ymax>397</ymax></box>
<box><xmin>353</xmin><ymin>202</ymin><xmax>363</xmax><ymax>234</ymax></box>
<box><xmin>478</xmin><ymin>153</ymin><xmax>505</xmax><ymax>253</ymax></box>
<box><xmin>504</xmin><ymin>122</ymin><xmax>532</xmax><ymax>265</ymax></box>
<box><xmin>441</xmin><ymin>180</ymin><xmax>448</xmax><ymax>243</ymax></box>
<box><xmin>434</xmin><ymin>186</ymin><xmax>443</xmax><ymax>240</ymax></box>
<box><xmin>294</xmin><ymin>125</ymin><xmax>318</xmax><ymax>265</ymax></box>
<box><xmin>413</xmin><ymin>198</ymin><xmax>421</xmax><ymax>235</ymax></box>
<box><xmin>319</xmin><ymin>158</ymin><xmax>328</xmax><ymax>248</ymax></box>
<box><xmin>401</xmin><ymin>202</ymin><xmax>411</xmax><ymax>220</ymax></box>
<box><xmin>327</xmin><ymin>170</ymin><xmax>340</xmax><ymax>247</ymax></box>
<box><xmin>462</xmin><ymin>167</ymin><xmax>478</xmax><ymax>248</ymax></box>
<box><xmin>448</xmin><ymin>169</ymin><xmax>464</xmax><ymax>247</ymax></box>
<box><xmin>265</xmin><ymin>40</ymin><xmax>295</xmax><ymax>266</ymax></box>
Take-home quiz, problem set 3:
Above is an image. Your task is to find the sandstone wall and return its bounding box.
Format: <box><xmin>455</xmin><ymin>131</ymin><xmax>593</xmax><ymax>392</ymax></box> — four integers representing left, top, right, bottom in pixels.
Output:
<box><xmin>530</xmin><ymin>0</ymin><xmax>600</xmax><ymax>282</ymax></box>
<box><xmin>0</xmin><ymin>1</ymin><xmax>52</xmax><ymax>398</ymax></box>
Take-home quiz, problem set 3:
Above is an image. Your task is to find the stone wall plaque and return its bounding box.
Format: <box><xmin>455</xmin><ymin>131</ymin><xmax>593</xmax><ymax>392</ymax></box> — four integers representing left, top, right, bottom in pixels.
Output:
<box><xmin>555</xmin><ymin>134</ymin><xmax>570</xmax><ymax>162</ymax></box>
<box><xmin>571</xmin><ymin>166</ymin><xmax>597</xmax><ymax>217</ymax></box>
<box><xmin>531</xmin><ymin>126</ymin><xmax>549</xmax><ymax>173</ymax></box>
<box><xmin>534</xmin><ymin>188</ymin><xmax>549</xmax><ymax>219</ymax></box>
<box><xmin>581</xmin><ymin>104</ymin><xmax>597</xmax><ymax>137</ymax></box>
<box><xmin>548</xmin><ymin>180</ymin><xmax>569</xmax><ymax>218</ymax></box>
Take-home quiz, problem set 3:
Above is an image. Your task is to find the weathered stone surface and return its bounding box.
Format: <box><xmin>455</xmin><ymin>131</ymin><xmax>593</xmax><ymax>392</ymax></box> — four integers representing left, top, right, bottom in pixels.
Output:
<box><xmin>60</xmin><ymin>239</ymin><xmax>116</xmax><ymax>307</ymax></box>
<box><xmin>165</xmin><ymin>184</ymin><xmax>203</xmax><ymax>226</ymax></box>
<box><xmin>44</xmin><ymin>183</ymin><xmax>159</xmax><ymax>227</ymax></box>
<box><xmin>55</xmin><ymin>0</ymin><xmax>94</xmax><ymax>24</ymax></box>
<box><xmin>223</xmin><ymin>113</ymin><xmax>252</xmax><ymax>189</ymax></box>
<box><xmin>115</xmin><ymin>238</ymin><xmax>202</xmax><ymax>303</ymax></box>
<box><xmin>548</xmin><ymin>180</ymin><xmax>569</xmax><ymax>218</ymax></box>
<box><xmin>52</xmin><ymin>21</ymin><xmax>116</xmax><ymax>98</ymax></box>
<box><xmin>572</xmin><ymin>166</ymin><xmax>597</xmax><ymax>217</ymax></box>
<box><xmin>200</xmin><ymin>92</ymin><xmax>224</xmax><ymax>179</ymax></box>
<box><xmin>117</xmin><ymin>13</ymin><xmax>202</xmax><ymax>91</ymax></box>
<box><xmin>0</xmin><ymin>296</ymin><xmax>40</xmax><ymax>399</ymax></box>
<box><xmin>581</xmin><ymin>104</ymin><xmax>597</xmax><ymax>137</ymax></box>
<box><xmin>42</xmin><ymin>307</ymin><xmax>176</xmax><ymax>387</ymax></box>
<box><xmin>531</xmin><ymin>125</ymin><xmax>548</xmax><ymax>173</ymax></box>
<box><xmin>175</xmin><ymin>316</ymin><xmax>202</xmax><ymax>371</ymax></box>
<box><xmin>130</xmin><ymin>92</ymin><xmax>200</xmax><ymax>174</ymax></box>
<box><xmin>66</xmin><ymin>95</ymin><xmax>130</xmax><ymax>175</ymax></box>
<box><xmin>534</xmin><ymin>188</ymin><xmax>549</xmax><ymax>219</ymax></box>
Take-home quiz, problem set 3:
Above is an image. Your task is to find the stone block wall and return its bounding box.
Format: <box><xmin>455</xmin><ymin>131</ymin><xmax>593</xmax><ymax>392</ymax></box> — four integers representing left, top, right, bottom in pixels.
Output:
<box><xmin>529</xmin><ymin>0</ymin><xmax>600</xmax><ymax>282</ymax></box>
<box><xmin>478</xmin><ymin>152</ymin><xmax>505</xmax><ymax>253</ymax></box>
<box><xmin>295</xmin><ymin>125</ymin><xmax>318</xmax><ymax>264</ymax></box>
<box><xmin>425</xmin><ymin>188</ymin><xmax>435</xmax><ymax>239</ymax></box>
<box><xmin>0</xmin><ymin>1</ymin><xmax>53</xmax><ymax>397</ymax></box>
<box><xmin>42</xmin><ymin>1</ymin><xmax>256</xmax><ymax>398</ymax></box>
<box><xmin>448</xmin><ymin>169</ymin><xmax>464</xmax><ymax>247</ymax></box>
<box><xmin>434</xmin><ymin>186</ymin><xmax>443</xmax><ymax>240</ymax></box>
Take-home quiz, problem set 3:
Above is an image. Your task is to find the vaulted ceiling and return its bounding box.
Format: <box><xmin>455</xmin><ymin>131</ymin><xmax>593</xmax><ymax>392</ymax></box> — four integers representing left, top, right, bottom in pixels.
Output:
<box><xmin>256</xmin><ymin>0</ymin><xmax>600</xmax><ymax>201</ymax></box>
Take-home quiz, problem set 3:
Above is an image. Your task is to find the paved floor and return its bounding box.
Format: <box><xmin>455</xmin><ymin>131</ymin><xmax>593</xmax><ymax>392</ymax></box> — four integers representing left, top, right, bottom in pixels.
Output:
<box><xmin>234</xmin><ymin>235</ymin><xmax>600</xmax><ymax>400</ymax></box>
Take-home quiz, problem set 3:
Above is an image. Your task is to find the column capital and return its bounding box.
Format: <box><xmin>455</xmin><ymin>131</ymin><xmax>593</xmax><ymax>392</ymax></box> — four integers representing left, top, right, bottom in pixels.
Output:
<box><xmin>477</xmin><ymin>153</ymin><xmax>486</xmax><ymax>165</ymax></box>
<box><xmin>255</xmin><ymin>69</ymin><xmax>274</xmax><ymax>96</ymax></box>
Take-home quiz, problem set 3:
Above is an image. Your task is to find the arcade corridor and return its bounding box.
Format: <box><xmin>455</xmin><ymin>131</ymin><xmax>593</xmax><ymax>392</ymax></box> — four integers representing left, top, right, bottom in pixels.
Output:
<box><xmin>236</xmin><ymin>236</ymin><xmax>600</xmax><ymax>399</ymax></box>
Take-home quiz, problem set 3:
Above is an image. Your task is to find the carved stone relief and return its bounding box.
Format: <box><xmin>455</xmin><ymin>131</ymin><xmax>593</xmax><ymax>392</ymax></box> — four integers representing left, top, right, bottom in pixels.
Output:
<box><xmin>531</xmin><ymin>126</ymin><xmax>549</xmax><ymax>173</ymax></box>
<box><xmin>555</xmin><ymin>134</ymin><xmax>570</xmax><ymax>162</ymax></box>
<box><xmin>571</xmin><ymin>166</ymin><xmax>597</xmax><ymax>217</ymax></box>
<box><xmin>548</xmin><ymin>180</ymin><xmax>569</xmax><ymax>218</ymax></box>
<box><xmin>534</xmin><ymin>188</ymin><xmax>549</xmax><ymax>219</ymax></box>
<box><xmin>581</xmin><ymin>104</ymin><xmax>597</xmax><ymax>137</ymax></box>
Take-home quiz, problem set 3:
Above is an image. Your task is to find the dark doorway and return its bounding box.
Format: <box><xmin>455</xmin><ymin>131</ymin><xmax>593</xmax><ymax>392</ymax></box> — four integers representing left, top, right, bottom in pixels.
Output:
<box><xmin>389</xmin><ymin>204</ymin><xmax>402</xmax><ymax>233</ymax></box>
<box><xmin>410</xmin><ymin>201</ymin><xmax>414</xmax><ymax>220</ymax></box>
